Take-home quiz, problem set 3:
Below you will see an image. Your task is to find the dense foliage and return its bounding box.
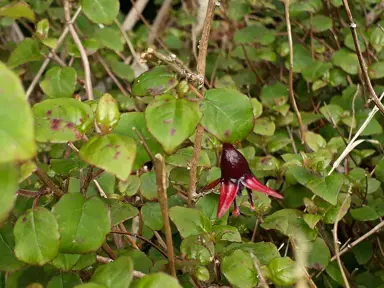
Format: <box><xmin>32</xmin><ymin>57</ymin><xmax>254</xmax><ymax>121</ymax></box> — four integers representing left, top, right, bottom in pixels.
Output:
<box><xmin>1</xmin><ymin>0</ymin><xmax>384</xmax><ymax>287</ymax></box>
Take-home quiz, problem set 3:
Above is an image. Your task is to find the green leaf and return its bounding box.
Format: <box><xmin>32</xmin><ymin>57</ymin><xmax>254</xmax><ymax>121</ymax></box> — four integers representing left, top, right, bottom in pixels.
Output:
<box><xmin>260</xmin><ymin>82</ymin><xmax>288</xmax><ymax>108</ymax></box>
<box><xmin>304</xmin><ymin>131</ymin><xmax>326</xmax><ymax>151</ymax></box>
<box><xmin>181</xmin><ymin>234</ymin><xmax>215</xmax><ymax>265</ymax></box>
<box><xmin>195</xmin><ymin>193</ymin><xmax>223</xmax><ymax>222</ymax></box>
<box><xmin>0</xmin><ymin>163</ymin><xmax>18</xmax><ymax>226</ymax></box>
<box><xmin>369</xmin><ymin>61</ymin><xmax>384</xmax><ymax>79</ymax></box>
<box><xmin>332</xmin><ymin>48</ymin><xmax>359</xmax><ymax>75</ymax></box>
<box><xmin>33</xmin><ymin>98</ymin><xmax>94</xmax><ymax>143</ymax></box>
<box><xmin>320</xmin><ymin>104</ymin><xmax>344</xmax><ymax>123</ymax></box>
<box><xmin>289</xmin><ymin>166</ymin><xmax>343</xmax><ymax>205</ymax></box>
<box><xmin>285</xmin><ymin>44</ymin><xmax>313</xmax><ymax>73</ymax></box>
<box><xmin>145</xmin><ymin>96</ymin><xmax>201</xmax><ymax>154</ymax></box>
<box><xmin>91</xmin><ymin>256</ymin><xmax>133</xmax><ymax>288</ymax></box>
<box><xmin>119</xmin><ymin>175</ymin><xmax>140</xmax><ymax>196</ymax></box>
<box><xmin>302</xmin><ymin>61</ymin><xmax>332</xmax><ymax>82</ymax></box>
<box><xmin>95</xmin><ymin>94</ymin><xmax>120</xmax><ymax>134</ymax></box>
<box><xmin>47</xmin><ymin>273</ymin><xmax>82</xmax><ymax>288</ymax></box>
<box><xmin>40</xmin><ymin>66</ymin><xmax>77</xmax><ymax>98</ymax></box>
<box><xmin>222</xmin><ymin>249</ymin><xmax>258</xmax><ymax>288</ymax></box>
<box><xmin>0</xmin><ymin>62</ymin><xmax>36</xmax><ymax>163</ymax></box>
<box><xmin>94</xmin><ymin>27</ymin><xmax>123</xmax><ymax>51</ymax></box>
<box><xmin>110</xmin><ymin>200</ymin><xmax>139</xmax><ymax>226</ymax></box>
<box><xmin>234</xmin><ymin>24</ymin><xmax>275</xmax><ymax>45</ymax></box>
<box><xmin>141</xmin><ymin>202</ymin><xmax>163</xmax><ymax>231</ymax></box>
<box><xmin>201</xmin><ymin>88</ymin><xmax>254</xmax><ymax>143</ymax></box>
<box><xmin>169</xmin><ymin>206</ymin><xmax>212</xmax><ymax>238</ymax></box>
<box><xmin>75</xmin><ymin>284</ymin><xmax>105</xmax><ymax>288</ymax></box>
<box><xmin>132</xmin><ymin>66</ymin><xmax>178</xmax><ymax>97</ymax></box>
<box><xmin>0</xmin><ymin>223</ymin><xmax>24</xmax><ymax>271</ymax></box>
<box><xmin>212</xmin><ymin>225</ymin><xmax>241</xmax><ymax>242</ymax></box>
<box><xmin>250</xmin><ymin>98</ymin><xmax>262</xmax><ymax>118</ymax></box>
<box><xmin>8</xmin><ymin>38</ymin><xmax>42</xmax><ymax>68</ymax></box>
<box><xmin>114</xmin><ymin>112</ymin><xmax>162</xmax><ymax>170</ymax></box>
<box><xmin>307</xmin><ymin>238</ymin><xmax>330</xmax><ymax>270</ymax></box>
<box><xmin>135</xmin><ymin>272</ymin><xmax>182</xmax><ymax>288</ymax></box>
<box><xmin>14</xmin><ymin>207</ymin><xmax>60</xmax><ymax>265</ymax></box>
<box><xmin>253</xmin><ymin>117</ymin><xmax>275</xmax><ymax>136</ymax></box>
<box><xmin>375</xmin><ymin>158</ymin><xmax>384</xmax><ymax>183</ymax></box>
<box><xmin>308</xmin><ymin>15</ymin><xmax>332</xmax><ymax>32</ymax></box>
<box><xmin>350</xmin><ymin>206</ymin><xmax>380</xmax><ymax>221</ymax></box>
<box><xmin>166</xmin><ymin>147</ymin><xmax>211</xmax><ymax>168</ymax></box>
<box><xmin>52</xmin><ymin>194</ymin><xmax>111</xmax><ymax>254</ymax></box>
<box><xmin>51</xmin><ymin>253</ymin><xmax>81</xmax><ymax>271</ymax></box>
<box><xmin>36</xmin><ymin>18</ymin><xmax>49</xmax><ymax>39</ymax></box>
<box><xmin>267</xmin><ymin>257</ymin><xmax>296</xmax><ymax>286</ymax></box>
<box><xmin>261</xmin><ymin>209</ymin><xmax>316</xmax><ymax>240</ymax></box>
<box><xmin>352</xmin><ymin>241</ymin><xmax>373</xmax><ymax>265</ymax></box>
<box><xmin>79</xmin><ymin>134</ymin><xmax>136</xmax><ymax>181</ymax></box>
<box><xmin>81</xmin><ymin>0</ymin><xmax>119</xmax><ymax>24</ymax></box>
<box><xmin>0</xmin><ymin>2</ymin><xmax>35</xmax><ymax>22</ymax></box>
<box><xmin>139</xmin><ymin>171</ymin><xmax>158</xmax><ymax>200</ymax></box>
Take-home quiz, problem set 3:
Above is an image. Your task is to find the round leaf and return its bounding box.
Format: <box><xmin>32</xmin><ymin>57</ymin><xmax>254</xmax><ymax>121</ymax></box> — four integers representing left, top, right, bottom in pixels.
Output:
<box><xmin>140</xmin><ymin>171</ymin><xmax>158</xmax><ymax>200</ymax></box>
<box><xmin>267</xmin><ymin>257</ymin><xmax>296</xmax><ymax>286</ymax></box>
<box><xmin>201</xmin><ymin>88</ymin><xmax>254</xmax><ymax>143</ymax></box>
<box><xmin>40</xmin><ymin>66</ymin><xmax>77</xmax><ymax>98</ymax></box>
<box><xmin>91</xmin><ymin>256</ymin><xmax>133</xmax><ymax>288</ymax></box>
<box><xmin>181</xmin><ymin>234</ymin><xmax>215</xmax><ymax>265</ymax></box>
<box><xmin>141</xmin><ymin>202</ymin><xmax>163</xmax><ymax>231</ymax></box>
<box><xmin>96</xmin><ymin>94</ymin><xmax>120</xmax><ymax>134</ymax></box>
<box><xmin>109</xmin><ymin>200</ymin><xmax>139</xmax><ymax>226</ymax></box>
<box><xmin>145</xmin><ymin>96</ymin><xmax>202</xmax><ymax>153</ymax></box>
<box><xmin>332</xmin><ymin>48</ymin><xmax>359</xmax><ymax>75</ymax></box>
<box><xmin>7</xmin><ymin>39</ymin><xmax>42</xmax><ymax>68</ymax></box>
<box><xmin>132</xmin><ymin>66</ymin><xmax>178</xmax><ymax>97</ymax></box>
<box><xmin>94</xmin><ymin>27</ymin><xmax>124</xmax><ymax>51</ymax></box>
<box><xmin>79</xmin><ymin>134</ymin><xmax>136</xmax><ymax>181</ymax></box>
<box><xmin>0</xmin><ymin>223</ymin><xmax>24</xmax><ymax>271</ymax></box>
<box><xmin>222</xmin><ymin>249</ymin><xmax>258</xmax><ymax>288</ymax></box>
<box><xmin>81</xmin><ymin>0</ymin><xmax>119</xmax><ymax>24</ymax></box>
<box><xmin>14</xmin><ymin>207</ymin><xmax>60</xmax><ymax>265</ymax></box>
<box><xmin>47</xmin><ymin>273</ymin><xmax>82</xmax><ymax>288</ymax></box>
<box><xmin>0</xmin><ymin>62</ymin><xmax>36</xmax><ymax>163</ymax></box>
<box><xmin>169</xmin><ymin>206</ymin><xmax>212</xmax><ymax>238</ymax></box>
<box><xmin>136</xmin><ymin>272</ymin><xmax>182</xmax><ymax>288</ymax></box>
<box><xmin>33</xmin><ymin>98</ymin><xmax>94</xmax><ymax>143</ymax></box>
<box><xmin>52</xmin><ymin>194</ymin><xmax>111</xmax><ymax>254</ymax></box>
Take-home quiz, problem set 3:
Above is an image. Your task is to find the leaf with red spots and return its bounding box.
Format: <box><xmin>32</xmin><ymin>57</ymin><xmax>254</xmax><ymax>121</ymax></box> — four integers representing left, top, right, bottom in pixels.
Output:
<box><xmin>132</xmin><ymin>66</ymin><xmax>178</xmax><ymax>97</ymax></box>
<box><xmin>145</xmin><ymin>95</ymin><xmax>202</xmax><ymax>154</ymax></box>
<box><xmin>201</xmin><ymin>88</ymin><xmax>254</xmax><ymax>143</ymax></box>
<box><xmin>33</xmin><ymin>98</ymin><xmax>94</xmax><ymax>143</ymax></box>
<box><xmin>79</xmin><ymin>134</ymin><xmax>136</xmax><ymax>181</ymax></box>
<box><xmin>0</xmin><ymin>62</ymin><xmax>36</xmax><ymax>163</ymax></box>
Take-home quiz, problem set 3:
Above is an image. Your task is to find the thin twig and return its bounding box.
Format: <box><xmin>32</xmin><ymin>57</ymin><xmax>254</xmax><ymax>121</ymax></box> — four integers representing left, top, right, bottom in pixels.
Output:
<box><xmin>26</xmin><ymin>7</ymin><xmax>82</xmax><ymax>99</ymax></box>
<box><xmin>188</xmin><ymin>0</ymin><xmax>216</xmax><ymax>208</ymax></box>
<box><xmin>342</xmin><ymin>0</ymin><xmax>384</xmax><ymax>115</ymax></box>
<box><xmin>284</xmin><ymin>0</ymin><xmax>305</xmax><ymax>143</ymax></box>
<box><xmin>118</xmin><ymin>223</ymin><xmax>140</xmax><ymax>250</ymax></box>
<box><xmin>96</xmin><ymin>53</ymin><xmax>129</xmax><ymax>95</ymax></box>
<box><xmin>154</xmin><ymin>154</ymin><xmax>176</xmax><ymax>277</ymax></box>
<box><xmin>333</xmin><ymin>194</ymin><xmax>352</xmax><ymax>288</ymax></box>
<box><xmin>250</xmin><ymin>253</ymin><xmax>269</xmax><ymax>288</ymax></box>
<box><xmin>34</xmin><ymin>166</ymin><xmax>64</xmax><ymax>197</ymax></box>
<box><xmin>63</xmin><ymin>0</ymin><xmax>93</xmax><ymax>100</ymax></box>
<box><xmin>81</xmin><ymin>166</ymin><xmax>93</xmax><ymax>195</ymax></box>
<box><xmin>122</xmin><ymin>0</ymin><xmax>149</xmax><ymax>31</ymax></box>
<box><xmin>132</xmin><ymin>127</ymin><xmax>153</xmax><ymax>160</ymax></box>
<box><xmin>115</xmin><ymin>19</ymin><xmax>141</xmax><ymax>65</ymax></box>
<box><xmin>148</xmin><ymin>0</ymin><xmax>173</xmax><ymax>45</ymax></box>
<box><xmin>141</xmin><ymin>48</ymin><xmax>203</xmax><ymax>87</ymax></box>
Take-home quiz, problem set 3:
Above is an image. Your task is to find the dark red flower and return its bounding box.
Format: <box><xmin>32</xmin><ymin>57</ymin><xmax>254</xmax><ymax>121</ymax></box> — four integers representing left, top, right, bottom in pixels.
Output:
<box><xmin>203</xmin><ymin>143</ymin><xmax>283</xmax><ymax>218</ymax></box>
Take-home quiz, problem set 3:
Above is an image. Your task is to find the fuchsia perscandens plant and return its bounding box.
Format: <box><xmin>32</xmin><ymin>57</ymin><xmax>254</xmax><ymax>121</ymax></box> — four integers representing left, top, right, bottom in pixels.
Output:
<box><xmin>204</xmin><ymin>143</ymin><xmax>284</xmax><ymax>218</ymax></box>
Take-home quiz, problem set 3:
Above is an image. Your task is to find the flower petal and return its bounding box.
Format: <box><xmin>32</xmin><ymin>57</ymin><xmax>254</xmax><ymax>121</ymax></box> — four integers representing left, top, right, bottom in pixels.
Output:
<box><xmin>243</xmin><ymin>174</ymin><xmax>284</xmax><ymax>199</ymax></box>
<box><xmin>202</xmin><ymin>178</ymin><xmax>221</xmax><ymax>191</ymax></box>
<box><xmin>217</xmin><ymin>180</ymin><xmax>239</xmax><ymax>218</ymax></box>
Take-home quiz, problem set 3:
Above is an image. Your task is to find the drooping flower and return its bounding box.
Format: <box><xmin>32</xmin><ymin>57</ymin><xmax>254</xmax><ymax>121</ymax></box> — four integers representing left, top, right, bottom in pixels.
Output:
<box><xmin>203</xmin><ymin>143</ymin><xmax>283</xmax><ymax>218</ymax></box>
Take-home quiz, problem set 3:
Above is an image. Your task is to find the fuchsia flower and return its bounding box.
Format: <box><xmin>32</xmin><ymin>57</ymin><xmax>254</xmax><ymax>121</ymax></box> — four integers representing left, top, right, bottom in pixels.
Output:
<box><xmin>203</xmin><ymin>143</ymin><xmax>284</xmax><ymax>218</ymax></box>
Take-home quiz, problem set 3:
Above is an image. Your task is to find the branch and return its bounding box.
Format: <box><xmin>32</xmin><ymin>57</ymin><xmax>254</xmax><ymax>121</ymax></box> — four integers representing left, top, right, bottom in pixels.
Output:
<box><xmin>187</xmin><ymin>0</ymin><xmax>216</xmax><ymax>208</ymax></box>
<box><xmin>333</xmin><ymin>194</ymin><xmax>351</xmax><ymax>288</ymax></box>
<box><xmin>342</xmin><ymin>0</ymin><xmax>384</xmax><ymax>115</ymax></box>
<box><xmin>26</xmin><ymin>7</ymin><xmax>81</xmax><ymax>99</ymax></box>
<box><xmin>284</xmin><ymin>0</ymin><xmax>305</xmax><ymax>143</ymax></box>
<box><xmin>154</xmin><ymin>154</ymin><xmax>176</xmax><ymax>277</ymax></box>
<box><xmin>122</xmin><ymin>0</ymin><xmax>149</xmax><ymax>31</ymax></box>
<box><xmin>148</xmin><ymin>0</ymin><xmax>173</xmax><ymax>45</ymax></box>
<box><xmin>63</xmin><ymin>1</ymin><xmax>93</xmax><ymax>100</ymax></box>
<box><xmin>141</xmin><ymin>48</ymin><xmax>203</xmax><ymax>87</ymax></box>
<box><xmin>34</xmin><ymin>166</ymin><xmax>64</xmax><ymax>197</ymax></box>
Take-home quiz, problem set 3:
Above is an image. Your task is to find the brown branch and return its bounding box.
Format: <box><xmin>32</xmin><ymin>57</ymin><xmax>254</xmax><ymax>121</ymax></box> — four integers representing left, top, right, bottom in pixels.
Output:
<box><xmin>63</xmin><ymin>0</ymin><xmax>93</xmax><ymax>100</ymax></box>
<box><xmin>34</xmin><ymin>166</ymin><xmax>64</xmax><ymax>197</ymax></box>
<box><xmin>141</xmin><ymin>48</ymin><xmax>203</xmax><ymax>87</ymax></box>
<box><xmin>148</xmin><ymin>0</ymin><xmax>173</xmax><ymax>45</ymax></box>
<box><xmin>81</xmin><ymin>166</ymin><xmax>93</xmax><ymax>195</ymax></box>
<box><xmin>102</xmin><ymin>242</ymin><xmax>117</xmax><ymax>260</ymax></box>
<box><xmin>122</xmin><ymin>0</ymin><xmax>149</xmax><ymax>31</ymax></box>
<box><xmin>284</xmin><ymin>0</ymin><xmax>305</xmax><ymax>143</ymax></box>
<box><xmin>187</xmin><ymin>0</ymin><xmax>216</xmax><ymax>208</ymax></box>
<box><xmin>132</xmin><ymin>127</ymin><xmax>153</xmax><ymax>160</ymax></box>
<box><xmin>333</xmin><ymin>194</ymin><xmax>351</xmax><ymax>288</ymax></box>
<box><xmin>95</xmin><ymin>53</ymin><xmax>129</xmax><ymax>96</ymax></box>
<box><xmin>154</xmin><ymin>154</ymin><xmax>176</xmax><ymax>277</ymax></box>
<box><xmin>26</xmin><ymin>7</ymin><xmax>81</xmax><ymax>99</ymax></box>
<box><xmin>342</xmin><ymin>0</ymin><xmax>384</xmax><ymax>115</ymax></box>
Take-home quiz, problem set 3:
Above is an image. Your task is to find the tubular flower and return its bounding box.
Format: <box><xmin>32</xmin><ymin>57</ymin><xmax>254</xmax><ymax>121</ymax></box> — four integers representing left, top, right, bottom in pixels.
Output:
<box><xmin>203</xmin><ymin>143</ymin><xmax>284</xmax><ymax>218</ymax></box>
